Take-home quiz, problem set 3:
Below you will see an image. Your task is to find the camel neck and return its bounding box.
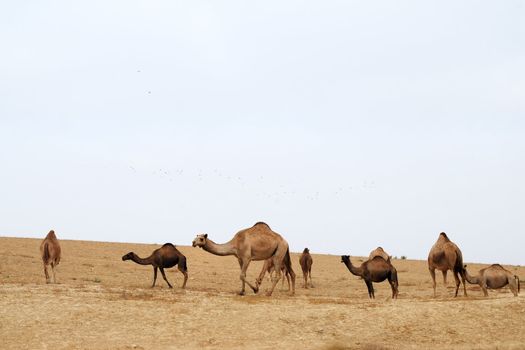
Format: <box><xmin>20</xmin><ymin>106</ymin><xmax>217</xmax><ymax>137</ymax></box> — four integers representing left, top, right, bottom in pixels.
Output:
<box><xmin>464</xmin><ymin>269</ymin><xmax>479</xmax><ymax>284</ymax></box>
<box><xmin>203</xmin><ymin>239</ymin><xmax>236</xmax><ymax>257</ymax></box>
<box><xmin>131</xmin><ymin>253</ymin><xmax>154</xmax><ymax>265</ymax></box>
<box><xmin>344</xmin><ymin>259</ymin><xmax>363</xmax><ymax>277</ymax></box>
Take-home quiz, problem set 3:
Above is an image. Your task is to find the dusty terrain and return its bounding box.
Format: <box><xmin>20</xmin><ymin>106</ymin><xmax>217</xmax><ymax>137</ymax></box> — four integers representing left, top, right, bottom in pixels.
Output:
<box><xmin>1</xmin><ymin>236</ymin><xmax>524</xmax><ymax>350</ymax></box>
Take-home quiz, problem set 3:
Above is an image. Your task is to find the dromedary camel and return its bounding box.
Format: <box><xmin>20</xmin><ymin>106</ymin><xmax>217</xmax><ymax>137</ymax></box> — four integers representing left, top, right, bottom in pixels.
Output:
<box><xmin>122</xmin><ymin>243</ymin><xmax>188</xmax><ymax>289</ymax></box>
<box><xmin>192</xmin><ymin>222</ymin><xmax>296</xmax><ymax>296</ymax></box>
<box><xmin>427</xmin><ymin>232</ymin><xmax>467</xmax><ymax>297</ymax></box>
<box><xmin>299</xmin><ymin>248</ymin><xmax>313</xmax><ymax>288</ymax></box>
<box><xmin>40</xmin><ymin>230</ymin><xmax>61</xmax><ymax>283</ymax></box>
<box><xmin>341</xmin><ymin>255</ymin><xmax>398</xmax><ymax>299</ymax></box>
<box><xmin>463</xmin><ymin>264</ymin><xmax>520</xmax><ymax>297</ymax></box>
<box><xmin>368</xmin><ymin>247</ymin><xmax>391</xmax><ymax>262</ymax></box>
<box><xmin>256</xmin><ymin>258</ymin><xmax>291</xmax><ymax>291</ymax></box>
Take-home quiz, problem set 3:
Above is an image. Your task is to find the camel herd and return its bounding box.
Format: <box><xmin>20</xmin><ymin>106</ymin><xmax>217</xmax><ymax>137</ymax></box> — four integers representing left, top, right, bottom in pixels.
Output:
<box><xmin>38</xmin><ymin>222</ymin><xmax>520</xmax><ymax>299</ymax></box>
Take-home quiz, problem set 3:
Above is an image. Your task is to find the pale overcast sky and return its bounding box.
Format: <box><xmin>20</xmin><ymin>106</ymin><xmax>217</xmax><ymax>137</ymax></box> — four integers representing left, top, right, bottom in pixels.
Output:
<box><xmin>1</xmin><ymin>1</ymin><xmax>524</xmax><ymax>264</ymax></box>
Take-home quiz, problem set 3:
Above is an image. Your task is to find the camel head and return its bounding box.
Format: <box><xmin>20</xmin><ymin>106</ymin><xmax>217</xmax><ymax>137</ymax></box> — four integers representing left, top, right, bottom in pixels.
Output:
<box><xmin>341</xmin><ymin>255</ymin><xmax>350</xmax><ymax>264</ymax></box>
<box><xmin>192</xmin><ymin>234</ymin><xmax>208</xmax><ymax>248</ymax></box>
<box><xmin>122</xmin><ymin>252</ymin><xmax>135</xmax><ymax>261</ymax></box>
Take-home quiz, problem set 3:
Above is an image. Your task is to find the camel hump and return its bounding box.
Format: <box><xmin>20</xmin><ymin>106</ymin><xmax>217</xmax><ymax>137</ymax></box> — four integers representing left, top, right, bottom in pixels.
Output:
<box><xmin>303</xmin><ymin>248</ymin><xmax>309</xmax><ymax>254</ymax></box>
<box><xmin>162</xmin><ymin>243</ymin><xmax>176</xmax><ymax>248</ymax></box>
<box><xmin>439</xmin><ymin>232</ymin><xmax>450</xmax><ymax>241</ymax></box>
<box><xmin>46</xmin><ymin>230</ymin><xmax>57</xmax><ymax>240</ymax></box>
<box><xmin>253</xmin><ymin>221</ymin><xmax>271</xmax><ymax>229</ymax></box>
<box><xmin>491</xmin><ymin>264</ymin><xmax>504</xmax><ymax>269</ymax></box>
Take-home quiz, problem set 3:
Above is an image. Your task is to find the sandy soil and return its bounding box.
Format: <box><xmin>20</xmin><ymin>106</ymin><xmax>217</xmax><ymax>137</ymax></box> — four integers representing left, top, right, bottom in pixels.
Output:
<box><xmin>1</xmin><ymin>236</ymin><xmax>524</xmax><ymax>350</ymax></box>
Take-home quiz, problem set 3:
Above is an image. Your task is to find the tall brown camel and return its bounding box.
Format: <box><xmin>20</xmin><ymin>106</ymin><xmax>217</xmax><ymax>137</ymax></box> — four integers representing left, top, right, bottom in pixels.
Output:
<box><xmin>427</xmin><ymin>232</ymin><xmax>467</xmax><ymax>297</ymax></box>
<box><xmin>255</xmin><ymin>258</ymin><xmax>291</xmax><ymax>291</ymax></box>
<box><xmin>368</xmin><ymin>247</ymin><xmax>391</xmax><ymax>262</ymax></box>
<box><xmin>341</xmin><ymin>255</ymin><xmax>398</xmax><ymax>299</ymax></box>
<box><xmin>299</xmin><ymin>248</ymin><xmax>313</xmax><ymax>288</ymax></box>
<box><xmin>40</xmin><ymin>230</ymin><xmax>61</xmax><ymax>283</ymax></box>
<box><xmin>122</xmin><ymin>243</ymin><xmax>188</xmax><ymax>289</ymax></box>
<box><xmin>463</xmin><ymin>264</ymin><xmax>520</xmax><ymax>297</ymax></box>
<box><xmin>192</xmin><ymin>222</ymin><xmax>296</xmax><ymax>296</ymax></box>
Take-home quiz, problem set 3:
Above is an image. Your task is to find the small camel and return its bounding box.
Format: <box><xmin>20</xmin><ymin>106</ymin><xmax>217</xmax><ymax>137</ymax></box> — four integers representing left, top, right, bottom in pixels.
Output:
<box><xmin>463</xmin><ymin>264</ymin><xmax>520</xmax><ymax>297</ymax></box>
<box><xmin>122</xmin><ymin>243</ymin><xmax>188</xmax><ymax>289</ymax></box>
<box><xmin>341</xmin><ymin>255</ymin><xmax>398</xmax><ymax>299</ymax></box>
<box><xmin>256</xmin><ymin>258</ymin><xmax>291</xmax><ymax>291</ymax></box>
<box><xmin>299</xmin><ymin>248</ymin><xmax>313</xmax><ymax>288</ymax></box>
<box><xmin>40</xmin><ymin>230</ymin><xmax>61</xmax><ymax>283</ymax></box>
<box><xmin>368</xmin><ymin>247</ymin><xmax>391</xmax><ymax>262</ymax></box>
<box><xmin>427</xmin><ymin>232</ymin><xmax>467</xmax><ymax>297</ymax></box>
<box><xmin>192</xmin><ymin>222</ymin><xmax>296</xmax><ymax>296</ymax></box>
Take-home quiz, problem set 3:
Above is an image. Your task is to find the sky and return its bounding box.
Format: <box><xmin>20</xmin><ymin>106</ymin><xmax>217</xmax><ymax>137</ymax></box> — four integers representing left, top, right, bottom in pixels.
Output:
<box><xmin>1</xmin><ymin>1</ymin><xmax>524</xmax><ymax>265</ymax></box>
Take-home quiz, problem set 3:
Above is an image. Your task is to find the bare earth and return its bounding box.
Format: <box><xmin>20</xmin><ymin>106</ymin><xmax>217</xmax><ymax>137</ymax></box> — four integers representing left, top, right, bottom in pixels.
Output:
<box><xmin>1</xmin><ymin>237</ymin><xmax>524</xmax><ymax>350</ymax></box>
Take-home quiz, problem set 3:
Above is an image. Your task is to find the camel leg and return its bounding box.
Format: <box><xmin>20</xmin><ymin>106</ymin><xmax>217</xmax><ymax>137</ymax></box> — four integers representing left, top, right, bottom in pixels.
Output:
<box><xmin>309</xmin><ymin>269</ymin><xmax>314</xmax><ymax>288</ymax></box>
<box><xmin>159</xmin><ymin>267</ymin><xmax>173</xmax><ymax>289</ymax></box>
<box><xmin>43</xmin><ymin>263</ymin><xmax>50</xmax><ymax>283</ymax></box>
<box><xmin>288</xmin><ymin>264</ymin><xmax>296</xmax><ymax>296</ymax></box>
<box><xmin>51</xmin><ymin>262</ymin><xmax>57</xmax><ymax>284</ymax></box>
<box><xmin>266</xmin><ymin>256</ymin><xmax>283</xmax><ymax>296</ymax></box>
<box><xmin>453</xmin><ymin>271</ymin><xmax>461</xmax><ymax>297</ymax></box>
<box><xmin>388</xmin><ymin>277</ymin><xmax>398</xmax><ymax>299</ymax></box>
<box><xmin>480</xmin><ymin>277</ymin><xmax>488</xmax><ymax>297</ymax></box>
<box><xmin>152</xmin><ymin>267</ymin><xmax>158</xmax><ymax>287</ymax></box>
<box><xmin>442</xmin><ymin>270</ymin><xmax>447</xmax><ymax>286</ymax></box>
<box><xmin>238</xmin><ymin>258</ymin><xmax>258</xmax><ymax>295</ymax></box>
<box><xmin>365</xmin><ymin>280</ymin><xmax>374</xmax><ymax>299</ymax></box>
<box><xmin>283</xmin><ymin>270</ymin><xmax>290</xmax><ymax>291</ymax></box>
<box><xmin>303</xmin><ymin>270</ymin><xmax>308</xmax><ymax>289</ymax></box>
<box><xmin>256</xmin><ymin>261</ymin><xmax>270</xmax><ymax>291</ymax></box>
<box><xmin>508</xmin><ymin>277</ymin><xmax>518</xmax><ymax>296</ymax></box>
<box><xmin>267</xmin><ymin>268</ymin><xmax>281</xmax><ymax>296</ymax></box>
<box><xmin>461</xmin><ymin>270</ymin><xmax>467</xmax><ymax>296</ymax></box>
<box><xmin>481</xmin><ymin>282</ymin><xmax>489</xmax><ymax>297</ymax></box>
<box><xmin>178</xmin><ymin>266</ymin><xmax>188</xmax><ymax>289</ymax></box>
<box><xmin>429</xmin><ymin>268</ymin><xmax>437</xmax><ymax>297</ymax></box>
<box><xmin>237</xmin><ymin>258</ymin><xmax>247</xmax><ymax>295</ymax></box>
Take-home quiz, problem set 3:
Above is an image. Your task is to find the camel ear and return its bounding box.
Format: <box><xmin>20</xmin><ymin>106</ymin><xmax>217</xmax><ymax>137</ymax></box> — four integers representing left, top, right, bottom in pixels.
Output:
<box><xmin>204</xmin><ymin>234</ymin><xmax>208</xmax><ymax>239</ymax></box>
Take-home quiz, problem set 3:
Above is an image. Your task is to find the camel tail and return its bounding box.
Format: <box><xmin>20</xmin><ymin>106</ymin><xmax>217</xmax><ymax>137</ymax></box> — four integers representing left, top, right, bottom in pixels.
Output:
<box><xmin>42</xmin><ymin>242</ymin><xmax>50</xmax><ymax>263</ymax></box>
<box><xmin>516</xmin><ymin>276</ymin><xmax>520</xmax><ymax>294</ymax></box>
<box><xmin>180</xmin><ymin>257</ymin><xmax>188</xmax><ymax>273</ymax></box>
<box><xmin>284</xmin><ymin>248</ymin><xmax>293</xmax><ymax>275</ymax></box>
<box><xmin>454</xmin><ymin>250</ymin><xmax>465</xmax><ymax>276</ymax></box>
<box><xmin>392</xmin><ymin>267</ymin><xmax>399</xmax><ymax>288</ymax></box>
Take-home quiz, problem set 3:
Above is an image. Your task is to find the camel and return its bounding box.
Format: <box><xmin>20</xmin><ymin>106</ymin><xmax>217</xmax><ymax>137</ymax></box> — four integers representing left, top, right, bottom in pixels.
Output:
<box><xmin>463</xmin><ymin>264</ymin><xmax>520</xmax><ymax>297</ymax></box>
<box><xmin>192</xmin><ymin>222</ymin><xmax>296</xmax><ymax>296</ymax></box>
<box><xmin>427</xmin><ymin>232</ymin><xmax>467</xmax><ymax>297</ymax></box>
<box><xmin>299</xmin><ymin>248</ymin><xmax>313</xmax><ymax>288</ymax></box>
<box><xmin>40</xmin><ymin>230</ymin><xmax>61</xmax><ymax>283</ymax></box>
<box><xmin>256</xmin><ymin>258</ymin><xmax>291</xmax><ymax>291</ymax></box>
<box><xmin>122</xmin><ymin>243</ymin><xmax>188</xmax><ymax>289</ymax></box>
<box><xmin>368</xmin><ymin>247</ymin><xmax>391</xmax><ymax>262</ymax></box>
<box><xmin>341</xmin><ymin>255</ymin><xmax>398</xmax><ymax>299</ymax></box>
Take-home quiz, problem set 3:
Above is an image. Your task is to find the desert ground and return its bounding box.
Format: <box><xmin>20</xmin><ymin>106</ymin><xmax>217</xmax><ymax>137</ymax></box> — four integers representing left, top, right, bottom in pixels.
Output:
<box><xmin>0</xmin><ymin>236</ymin><xmax>524</xmax><ymax>350</ymax></box>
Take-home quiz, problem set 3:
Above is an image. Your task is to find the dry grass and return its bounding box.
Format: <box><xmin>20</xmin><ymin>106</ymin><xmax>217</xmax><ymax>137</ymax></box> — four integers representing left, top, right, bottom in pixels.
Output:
<box><xmin>0</xmin><ymin>236</ymin><xmax>524</xmax><ymax>350</ymax></box>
